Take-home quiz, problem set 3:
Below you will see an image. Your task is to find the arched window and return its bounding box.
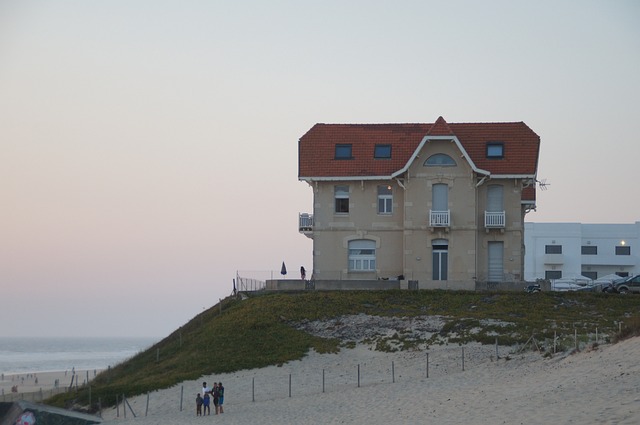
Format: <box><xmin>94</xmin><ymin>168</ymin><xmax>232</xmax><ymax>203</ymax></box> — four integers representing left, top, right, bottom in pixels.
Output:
<box><xmin>424</xmin><ymin>153</ymin><xmax>456</xmax><ymax>167</ymax></box>
<box><xmin>348</xmin><ymin>240</ymin><xmax>376</xmax><ymax>272</ymax></box>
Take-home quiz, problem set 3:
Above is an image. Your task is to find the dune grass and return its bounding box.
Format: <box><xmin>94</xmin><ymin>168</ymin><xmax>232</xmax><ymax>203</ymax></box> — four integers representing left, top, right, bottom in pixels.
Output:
<box><xmin>46</xmin><ymin>290</ymin><xmax>640</xmax><ymax>411</ymax></box>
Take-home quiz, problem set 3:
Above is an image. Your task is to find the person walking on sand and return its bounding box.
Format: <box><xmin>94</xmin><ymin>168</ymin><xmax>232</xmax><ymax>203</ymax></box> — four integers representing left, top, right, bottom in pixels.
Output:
<box><xmin>196</xmin><ymin>393</ymin><xmax>203</xmax><ymax>416</ymax></box>
<box><xmin>218</xmin><ymin>382</ymin><xmax>225</xmax><ymax>413</ymax></box>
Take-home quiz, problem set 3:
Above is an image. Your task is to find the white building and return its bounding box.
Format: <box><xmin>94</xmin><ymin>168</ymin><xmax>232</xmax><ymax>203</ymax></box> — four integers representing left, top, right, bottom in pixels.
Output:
<box><xmin>524</xmin><ymin>222</ymin><xmax>640</xmax><ymax>281</ymax></box>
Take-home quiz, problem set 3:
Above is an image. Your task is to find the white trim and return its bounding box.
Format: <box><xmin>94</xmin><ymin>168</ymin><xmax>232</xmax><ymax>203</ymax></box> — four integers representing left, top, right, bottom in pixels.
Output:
<box><xmin>392</xmin><ymin>135</ymin><xmax>490</xmax><ymax>178</ymax></box>
<box><xmin>300</xmin><ymin>175</ymin><xmax>392</xmax><ymax>182</ymax></box>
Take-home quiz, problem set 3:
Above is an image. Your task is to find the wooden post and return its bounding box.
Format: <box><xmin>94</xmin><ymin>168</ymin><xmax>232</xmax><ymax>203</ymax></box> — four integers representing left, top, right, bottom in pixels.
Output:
<box><xmin>252</xmin><ymin>377</ymin><xmax>255</xmax><ymax>402</ymax></box>
<box><xmin>357</xmin><ymin>364</ymin><xmax>360</xmax><ymax>388</ymax></box>
<box><xmin>146</xmin><ymin>392</ymin><xmax>149</xmax><ymax>416</ymax></box>
<box><xmin>554</xmin><ymin>331</ymin><xmax>557</xmax><ymax>354</ymax></box>
<box><xmin>392</xmin><ymin>361</ymin><xmax>395</xmax><ymax>383</ymax></box>
<box><xmin>426</xmin><ymin>353</ymin><xmax>429</xmax><ymax>378</ymax></box>
<box><xmin>180</xmin><ymin>385</ymin><xmax>184</xmax><ymax>411</ymax></box>
<box><xmin>495</xmin><ymin>337</ymin><xmax>499</xmax><ymax>359</ymax></box>
<box><xmin>322</xmin><ymin>369</ymin><xmax>325</xmax><ymax>393</ymax></box>
<box><xmin>116</xmin><ymin>394</ymin><xmax>120</xmax><ymax>417</ymax></box>
<box><xmin>289</xmin><ymin>374</ymin><xmax>292</xmax><ymax>397</ymax></box>
<box><xmin>123</xmin><ymin>394</ymin><xmax>126</xmax><ymax>419</ymax></box>
<box><xmin>574</xmin><ymin>329</ymin><xmax>577</xmax><ymax>350</ymax></box>
<box><xmin>462</xmin><ymin>347</ymin><xmax>465</xmax><ymax>371</ymax></box>
<box><xmin>88</xmin><ymin>386</ymin><xmax>91</xmax><ymax>407</ymax></box>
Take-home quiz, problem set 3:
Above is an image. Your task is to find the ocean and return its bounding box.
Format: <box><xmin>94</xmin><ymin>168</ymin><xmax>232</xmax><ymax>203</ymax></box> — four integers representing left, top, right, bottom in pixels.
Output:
<box><xmin>0</xmin><ymin>337</ymin><xmax>158</xmax><ymax>374</ymax></box>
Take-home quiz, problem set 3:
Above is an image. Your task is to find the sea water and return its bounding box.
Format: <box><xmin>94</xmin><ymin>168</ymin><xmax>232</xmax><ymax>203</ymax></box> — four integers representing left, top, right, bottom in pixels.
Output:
<box><xmin>0</xmin><ymin>337</ymin><xmax>158</xmax><ymax>374</ymax></box>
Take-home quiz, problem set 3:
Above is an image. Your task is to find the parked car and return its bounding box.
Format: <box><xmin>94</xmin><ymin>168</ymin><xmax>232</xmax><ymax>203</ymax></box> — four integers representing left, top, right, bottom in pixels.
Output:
<box><xmin>525</xmin><ymin>283</ymin><xmax>541</xmax><ymax>293</ymax></box>
<box><xmin>615</xmin><ymin>275</ymin><xmax>640</xmax><ymax>294</ymax></box>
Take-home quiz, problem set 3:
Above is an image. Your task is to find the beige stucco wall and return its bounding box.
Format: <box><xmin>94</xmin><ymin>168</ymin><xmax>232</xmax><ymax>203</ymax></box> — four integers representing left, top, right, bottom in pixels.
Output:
<box><xmin>306</xmin><ymin>138</ymin><xmax>527</xmax><ymax>284</ymax></box>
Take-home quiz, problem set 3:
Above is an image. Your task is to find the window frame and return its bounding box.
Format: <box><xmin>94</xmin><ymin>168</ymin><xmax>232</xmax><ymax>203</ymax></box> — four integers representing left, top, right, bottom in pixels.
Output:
<box><xmin>545</xmin><ymin>244</ymin><xmax>562</xmax><ymax>254</ymax></box>
<box><xmin>348</xmin><ymin>240</ymin><xmax>376</xmax><ymax>272</ymax></box>
<box><xmin>545</xmin><ymin>270</ymin><xmax>562</xmax><ymax>280</ymax></box>
<box><xmin>581</xmin><ymin>245</ymin><xmax>597</xmax><ymax>255</ymax></box>
<box><xmin>335</xmin><ymin>144</ymin><xmax>353</xmax><ymax>160</ymax></box>
<box><xmin>374</xmin><ymin>144</ymin><xmax>392</xmax><ymax>159</ymax></box>
<box><xmin>424</xmin><ymin>153</ymin><xmax>456</xmax><ymax>167</ymax></box>
<box><xmin>377</xmin><ymin>185</ymin><xmax>393</xmax><ymax>214</ymax></box>
<box><xmin>615</xmin><ymin>246</ymin><xmax>631</xmax><ymax>255</ymax></box>
<box><xmin>486</xmin><ymin>142</ymin><xmax>504</xmax><ymax>159</ymax></box>
<box><xmin>334</xmin><ymin>185</ymin><xmax>349</xmax><ymax>214</ymax></box>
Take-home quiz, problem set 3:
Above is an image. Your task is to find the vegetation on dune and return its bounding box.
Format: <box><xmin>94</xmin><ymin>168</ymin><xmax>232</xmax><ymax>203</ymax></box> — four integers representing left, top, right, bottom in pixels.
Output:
<box><xmin>46</xmin><ymin>290</ymin><xmax>640</xmax><ymax>412</ymax></box>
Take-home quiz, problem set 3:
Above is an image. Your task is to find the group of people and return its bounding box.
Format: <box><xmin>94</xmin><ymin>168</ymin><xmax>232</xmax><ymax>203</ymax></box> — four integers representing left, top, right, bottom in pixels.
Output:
<box><xmin>196</xmin><ymin>381</ymin><xmax>225</xmax><ymax>416</ymax></box>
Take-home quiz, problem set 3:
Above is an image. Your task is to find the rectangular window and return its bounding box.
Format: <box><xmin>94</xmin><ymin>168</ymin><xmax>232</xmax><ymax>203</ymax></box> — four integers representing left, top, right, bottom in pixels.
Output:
<box><xmin>334</xmin><ymin>185</ymin><xmax>349</xmax><ymax>213</ymax></box>
<box><xmin>486</xmin><ymin>142</ymin><xmax>504</xmax><ymax>158</ymax></box>
<box><xmin>615</xmin><ymin>246</ymin><xmax>631</xmax><ymax>255</ymax></box>
<box><xmin>377</xmin><ymin>185</ymin><xmax>392</xmax><ymax>214</ymax></box>
<box><xmin>488</xmin><ymin>241</ymin><xmax>504</xmax><ymax>282</ymax></box>
<box><xmin>581</xmin><ymin>246</ymin><xmax>597</xmax><ymax>255</ymax></box>
<box><xmin>348</xmin><ymin>240</ymin><xmax>376</xmax><ymax>272</ymax></box>
<box><xmin>582</xmin><ymin>271</ymin><xmax>598</xmax><ymax>280</ymax></box>
<box><xmin>335</xmin><ymin>144</ymin><xmax>352</xmax><ymax>159</ymax></box>
<box><xmin>545</xmin><ymin>270</ymin><xmax>562</xmax><ymax>280</ymax></box>
<box><xmin>545</xmin><ymin>245</ymin><xmax>562</xmax><ymax>254</ymax></box>
<box><xmin>374</xmin><ymin>144</ymin><xmax>391</xmax><ymax>159</ymax></box>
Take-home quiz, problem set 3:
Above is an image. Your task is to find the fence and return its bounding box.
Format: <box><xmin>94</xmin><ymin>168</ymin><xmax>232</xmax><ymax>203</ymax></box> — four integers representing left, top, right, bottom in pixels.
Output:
<box><xmin>110</xmin><ymin>326</ymin><xmax>612</xmax><ymax>419</ymax></box>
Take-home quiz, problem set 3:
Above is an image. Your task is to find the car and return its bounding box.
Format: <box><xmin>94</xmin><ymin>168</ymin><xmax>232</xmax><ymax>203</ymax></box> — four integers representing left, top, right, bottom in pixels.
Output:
<box><xmin>615</xmin><ymin>275</ymin><xmax>640</xmax><ymax>294</ymax></box>
<box><xmin>525</xmin><ymin>283</ymin><xmax>541</xmax><ymax>293</ymax></box>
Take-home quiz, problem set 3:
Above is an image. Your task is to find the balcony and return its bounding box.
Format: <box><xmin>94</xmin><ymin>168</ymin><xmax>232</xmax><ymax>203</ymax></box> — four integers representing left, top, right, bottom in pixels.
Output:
<box><xmin>429</xmin><ymin>210</ymin><xmax>450</xmax><ymax>228</ymax></box>
<box><xmin>485</xmin><ymin>211</ymin><xmax>505</xmax><ymax>228</ymax></box>
<box><xmin>299</xmin><ymin>213</ymin><xmax>314</xmax><ymax>233</ymax></box>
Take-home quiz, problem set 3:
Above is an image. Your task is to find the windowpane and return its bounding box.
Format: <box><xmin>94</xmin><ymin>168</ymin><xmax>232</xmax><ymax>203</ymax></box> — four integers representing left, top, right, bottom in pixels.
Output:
<box><xmin>425</xmin><ymin>153</ymin><xmax>456</xmax><ymax>166</ymax></box>
<box><xmin>581</xmin><ymin>246</ymin><xmax>597</xmax><ymax>255</ymax></box>
<box><xmin>377</xmin><ymin>185</ymin><xmax>393</xmax><ymax>214</ymax></box>
<box><xmin>335</xmin><ymin>186</ymin><xmax>349</xmax><ymax>213</ymax></box>
<box><xmin>335</xmin><ymin>144</ymin><xmax>352</xmax><ymax>159</ymax></box>
<box><xmin>374</xmin><ymin>144</ymin><xmax>391</xmax><ymax>158</ymax></box>
<box><xmin>615</xmin><ymin>246</ymin><xmax>631</xmax><ymax>255</ymax></box>
<box><xmin>545</xmin><ymin>245</ymin><xmax>562</xmax><ymax>254</ymax></box>
<box><xmin>486</xmin><ymin>143</ymin><xmax>504</xmax><ymax>158</ymax></box>
<box><xmin>545</xmin><ymin>270</ymin><xmax>562</xmax><ymax>279</ymax></box>
<box><xmin>348</xmin><ymin>240</ymin><xmax>376</xmax><ymax>271</ymax></box>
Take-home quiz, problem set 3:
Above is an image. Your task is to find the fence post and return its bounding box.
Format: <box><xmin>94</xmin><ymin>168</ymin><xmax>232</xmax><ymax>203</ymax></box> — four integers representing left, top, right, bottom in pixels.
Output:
<box><xmin>123</xmin><ymin>394</ymin><xmax>126</xmax><ymax>419</ymax></box>
<box><xmin>392</xmin><ymin>361</ymin><xmax>395</xmax><ymax>383</ymax></box>
<box><xmin>596</xmin><ymin>327</ymin><xmax>598</xmax><ymax>343</ymax></box>
<box><xmin>357</xmin><ymin>364</ymin><xmax>360</xmax><ymax>388</ymax></box>
<box><xmin>554</xmin><ymin>331</ymin><xmax>557</xmax><ymax>354</ymax></box>
<box><xmin>574</xmin><ymin>329</ymin><xmax>577</xmax><ymax>350</ymax></box>
<box><xmin>322</xmin><ymin>369</ymin><xmax>325</xmax><ymax>393</ymax></box>
<box><xmin>252</xmin><ymin>377</ymin><xmax>255</xmax><ymax>402</ymax></box>
<box><xmin>426</xmin><ymin>353</ymin><xmax>429</xmax><ymax>378</ymax></box>
<box><xmin>116</xmin><ymin>394</ymin><xmax>119</xmax><ymax>417</ymax></box>
<box><xmin>495</xmin><ymin>337</ymin><xmax>499</xmax><ymax>359</ymax></box>
<box><xmin>180</xmin><ymin>385</ymin><xmax>184</xmax><ymax>411</ymax></box>
<box><xmin>146</xmin><ymin>392</ymin><xmax>149</xmax><ymax>416</ymax></box>
<box><xmin>461</xmin><ymin>347</ymin><xmax>465</xmax><ymax>371</ymax></box>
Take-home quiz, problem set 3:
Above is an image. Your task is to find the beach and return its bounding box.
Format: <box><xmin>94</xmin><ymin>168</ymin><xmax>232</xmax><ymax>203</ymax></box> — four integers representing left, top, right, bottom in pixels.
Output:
<box><xmin>0</xmin><ymin>369</ymin><xmax>100</xmax><ymax>402</ymax></box>
<box><xmin>97</xmin><ymin>337</ymin><xmax>640</xmax><ymax>424</ymax></box>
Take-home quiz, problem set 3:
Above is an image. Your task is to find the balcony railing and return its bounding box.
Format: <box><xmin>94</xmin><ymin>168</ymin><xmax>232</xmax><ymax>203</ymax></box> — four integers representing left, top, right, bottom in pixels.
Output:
<box><xmin>299</xmin><ymin>213</ymin><xmax>314</xmax><ymax>232</ymax></box>
<box><xmin>429</xmin><ymin>210</ymin><xmax>450</xmax><ymax>227</ymax></box>
<box><xmin>484</xmin><ymin>211</ymin><xmax>505</xmax><ymax>228</ymax></box>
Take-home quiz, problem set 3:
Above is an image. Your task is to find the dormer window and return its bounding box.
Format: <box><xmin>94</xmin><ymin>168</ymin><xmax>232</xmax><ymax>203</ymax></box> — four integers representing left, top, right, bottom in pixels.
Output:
<box><xmin>335</xmin><ymin>144</ymin><xmax>353</xmax><ymax>159</ymax></box>
<box><xmin>425</xmin><ymin>153</ymin><xmax>456</xmax><ymax>166</ymax></box>
<box><xmin>486</xmin><ymin>142</ymin><xmax>504</xmax><ymax>158</ymax></box>
<box><xmin>374</xmin><ymin>144</ymin><xmax>391</xmax><ymax>159</ymax></box>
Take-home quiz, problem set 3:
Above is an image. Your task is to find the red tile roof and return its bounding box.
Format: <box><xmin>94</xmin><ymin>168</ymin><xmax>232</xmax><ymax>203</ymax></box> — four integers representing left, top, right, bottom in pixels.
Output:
<box><xmin>298</xmin><ymin>117</ymin><xmax>540</xmax><ymax>179</ymax></box>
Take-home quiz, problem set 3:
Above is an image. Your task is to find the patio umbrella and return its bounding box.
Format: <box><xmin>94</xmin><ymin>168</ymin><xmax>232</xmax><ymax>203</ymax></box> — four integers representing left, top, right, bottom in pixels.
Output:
<box><xmin>280</xmin><ymin>261</ymin><xmax>287</xmax><ymax>277</ymax></box>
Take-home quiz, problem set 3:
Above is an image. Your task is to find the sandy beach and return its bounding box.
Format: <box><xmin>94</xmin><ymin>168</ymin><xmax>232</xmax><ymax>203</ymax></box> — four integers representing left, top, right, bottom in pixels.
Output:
<box><xmin>1</xmin><ymin>369</ymin><xmax>101</xmax><ymax>402</ymax></box>
<box><xmin>97</xmin><ymin>337</ymin><xmax>640</xmax><ymax>424</ymax></box>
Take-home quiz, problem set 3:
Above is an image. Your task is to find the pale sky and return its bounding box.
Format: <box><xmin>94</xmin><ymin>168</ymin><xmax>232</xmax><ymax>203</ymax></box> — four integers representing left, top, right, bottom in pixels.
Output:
<box><xmin>1</xmin><ymin>1</ymin><xmax>639</xmax><ymax>338</ymax></box>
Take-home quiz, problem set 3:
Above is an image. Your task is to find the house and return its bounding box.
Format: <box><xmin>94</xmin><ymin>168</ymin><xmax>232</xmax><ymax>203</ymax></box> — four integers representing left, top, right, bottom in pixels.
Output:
<box><xmin>297</xmin><ymin>116</ymin><xmax>541</xmax><ymax>290</ymax></box>
<box><xmin>524</xmin><ymin>222</ymin><xmax>640</xmax><ymax>281</ymax></box>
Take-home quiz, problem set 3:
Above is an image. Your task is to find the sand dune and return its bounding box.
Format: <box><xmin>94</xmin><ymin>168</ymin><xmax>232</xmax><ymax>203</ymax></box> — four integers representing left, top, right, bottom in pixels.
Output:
<box><xmin>98</xmin><ymin>337</ymin><xmax>640</xmax><ymax>424</ymax></box>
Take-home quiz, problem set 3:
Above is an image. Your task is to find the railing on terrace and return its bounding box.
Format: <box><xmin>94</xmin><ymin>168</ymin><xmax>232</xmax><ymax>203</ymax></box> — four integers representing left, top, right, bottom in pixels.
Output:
<box><xmin>484</xmin><ymin>211</ymin><xmax>505</xmax><ymax>228</ymax></box>
<box><xmin>429</xmin><ymin>210</ymin><xmax>450</xmax><ymax>227</ymax></box>
<box><xmin>299</xmin><ymin>213</ymin><xmax>313</xmax><ymax>232</ymax></box>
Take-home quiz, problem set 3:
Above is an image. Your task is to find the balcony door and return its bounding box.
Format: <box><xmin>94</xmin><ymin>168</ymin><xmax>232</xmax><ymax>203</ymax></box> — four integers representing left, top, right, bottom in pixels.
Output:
<box><xmin>487</xmin><ymin>241</ymin><xmax>504</xmax><ymax>282</ymax></box>
<box><xmin>432</xmin><ymin>184</ymin><xmax>448</xmax><ymax>211</ymax></box>
<box><xmin>432</xmin><ymin>239</ymin><xmax>448</xmax><ymax>281</ymax></box>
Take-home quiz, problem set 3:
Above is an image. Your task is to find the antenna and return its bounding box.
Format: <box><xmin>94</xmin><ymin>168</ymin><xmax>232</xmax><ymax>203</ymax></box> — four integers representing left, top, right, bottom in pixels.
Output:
<box><xmin>537</xmin><ymin>178</ymin><xmax>549</xmax><ymax>191</ymax></box>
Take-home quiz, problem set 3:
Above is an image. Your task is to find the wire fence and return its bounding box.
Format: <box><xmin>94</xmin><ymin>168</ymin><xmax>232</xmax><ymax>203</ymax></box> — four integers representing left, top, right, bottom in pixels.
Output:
<box><xmin>110</xmin><ymin>326</ymin><xmax>614</xmax><ymax>419</ymax></box>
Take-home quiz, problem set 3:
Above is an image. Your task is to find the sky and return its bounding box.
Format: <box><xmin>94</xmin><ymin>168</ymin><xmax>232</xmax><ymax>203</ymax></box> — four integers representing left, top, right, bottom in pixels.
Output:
<box><xmin>1</xmin><ymin>1</ymin><xmax>639</xmax><ymax>338</ymax></box>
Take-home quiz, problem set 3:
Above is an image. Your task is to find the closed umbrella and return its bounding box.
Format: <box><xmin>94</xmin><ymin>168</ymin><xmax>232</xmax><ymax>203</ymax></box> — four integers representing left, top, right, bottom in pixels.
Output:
<box><xmin>280</xmin><ymin>261</ymin><xmax>287</xmax><ymax>277</ymax></box>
